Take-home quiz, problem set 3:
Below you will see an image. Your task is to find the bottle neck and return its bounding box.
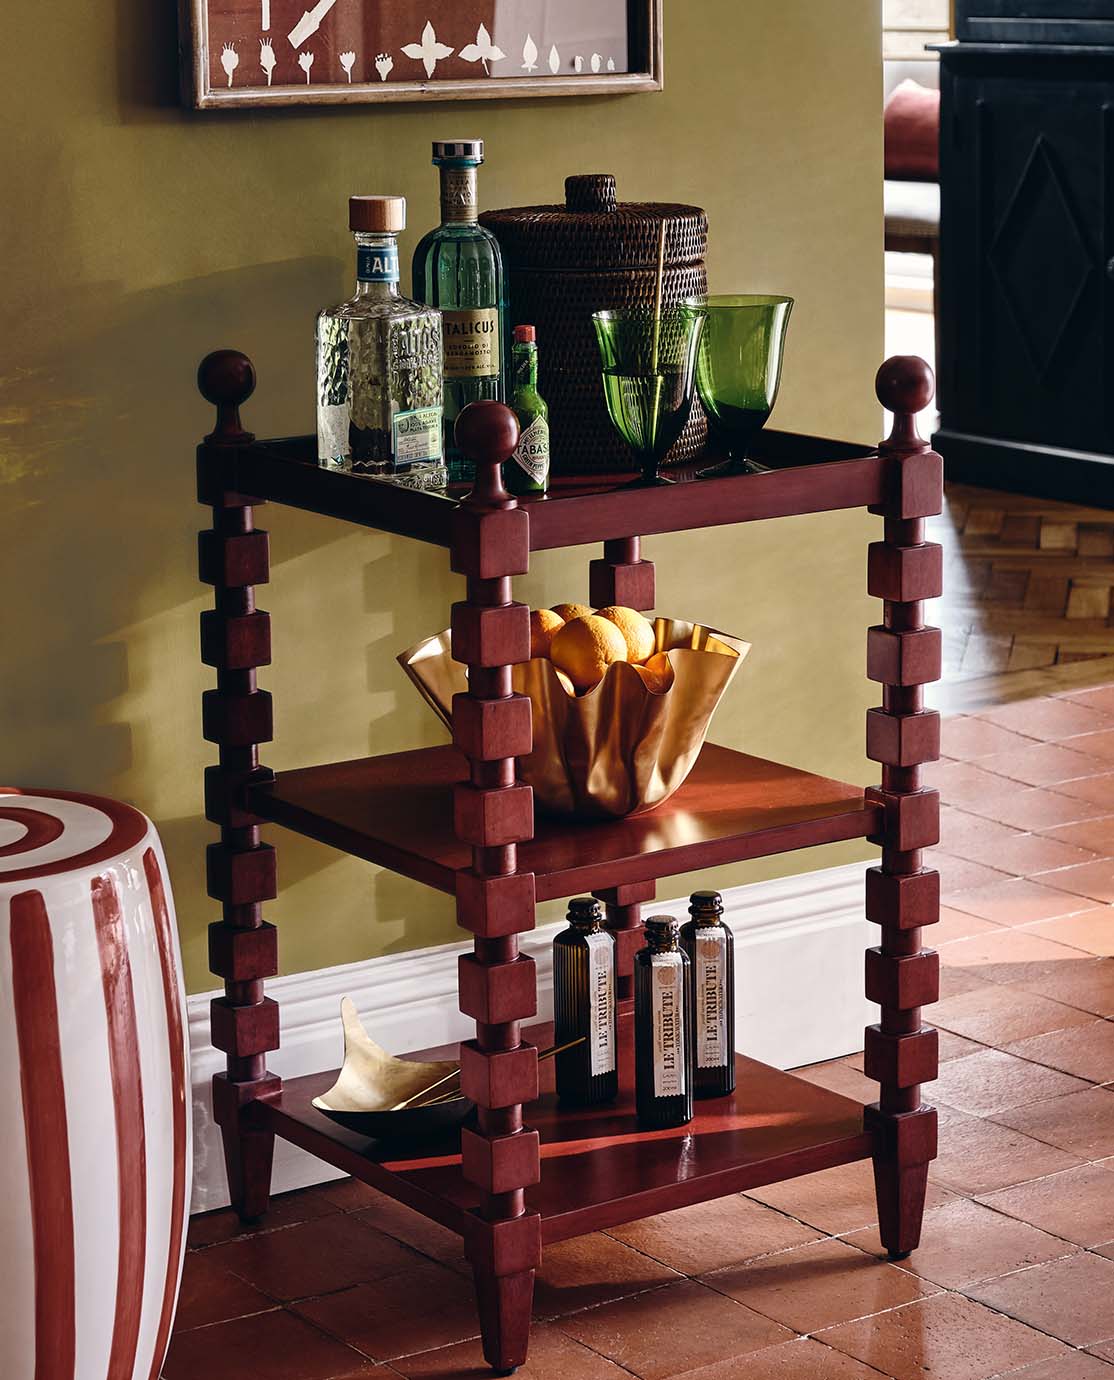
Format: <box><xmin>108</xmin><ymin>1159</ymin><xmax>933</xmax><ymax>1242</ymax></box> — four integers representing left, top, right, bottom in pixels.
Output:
<box><xmin>439</xmin><ymin>162</ymin><xmax>480</xmax><ymax>225</ymax></box>
<box><xmin>646</xmin><ymin>928</ymin><xmax>681</xmax><ymax>953</ymax></box>
<box><xmin>689</xmin><ymin>909</ymin><xmax>723</xmax><ymax>927</ymax></box>
<box><xmin>513</xmin><ymin>343</ymin><xmax>539</xmax><ymax>395</ymax></box>
<box><xmin>354</xmin><ymin>231</ymin><xmax>400</xmax><ymax>299</ymax></box>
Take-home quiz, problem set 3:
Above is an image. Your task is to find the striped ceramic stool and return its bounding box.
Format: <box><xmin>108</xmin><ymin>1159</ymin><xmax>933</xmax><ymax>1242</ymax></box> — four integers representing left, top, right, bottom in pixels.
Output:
<box><xmin>0</xmin><ymin>789</ymin><xmax>190</xmax><ymax>1380</ymax></box>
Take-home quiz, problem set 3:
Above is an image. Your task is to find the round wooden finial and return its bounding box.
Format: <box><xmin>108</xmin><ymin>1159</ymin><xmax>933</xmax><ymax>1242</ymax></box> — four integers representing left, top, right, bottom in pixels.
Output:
<box><xmin>198</xmin><ymin>349</ymin><xmax>256</xmax><ymax>443</ymax></box>
<box><xmin>455</xmin><ymin>401</ymin><xmax>521</xmax><ymax>507</ymax></box>
<box><xmin>875</xmin><ymin>355</ymin><xmax>934</xmax><ymax>453</ymax></box>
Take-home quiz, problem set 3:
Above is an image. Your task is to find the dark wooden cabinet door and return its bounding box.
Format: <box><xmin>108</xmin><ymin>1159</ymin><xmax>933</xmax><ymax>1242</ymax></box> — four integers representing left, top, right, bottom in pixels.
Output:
<box><xmin>940</xmin><ymin>50</ymin><xmax>1114</xmax><ymax>457</ymax></box>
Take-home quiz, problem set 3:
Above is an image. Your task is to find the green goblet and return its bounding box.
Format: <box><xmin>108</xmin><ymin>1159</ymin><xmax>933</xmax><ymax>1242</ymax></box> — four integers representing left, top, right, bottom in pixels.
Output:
<box><xmin>592</xmin><ymin>306</ymin><xmax>706</xmax><ymax>485</ymax></box>
<box><xmin>683</xmin><ymin>294</ymin><xmax>793</xmax><ymax>476</ymax></box>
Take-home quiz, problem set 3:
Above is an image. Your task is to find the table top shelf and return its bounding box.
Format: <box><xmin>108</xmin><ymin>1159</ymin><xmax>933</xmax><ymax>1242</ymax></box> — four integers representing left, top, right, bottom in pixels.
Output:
<box><xmin>261</xmin><ymin>1014</ymin><xmax>874</xmax><ymax>1244</ymax></box>
<box><xmin>246</xmin><ymin>742</ymin><xmax>880</xmax><ymax>899</ymax></box>
<box><xmin>209</xmin><ymin>430</ymin><xmax>886</xmax><ymax>550</ymax></box>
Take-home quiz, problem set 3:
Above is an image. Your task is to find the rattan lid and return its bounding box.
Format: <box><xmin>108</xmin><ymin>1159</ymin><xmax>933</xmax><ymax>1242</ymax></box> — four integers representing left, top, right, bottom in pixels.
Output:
<box><xmin>480</xmin><ymin>173</ymin><xmax>707</xmax><ymax>272</ymax></box>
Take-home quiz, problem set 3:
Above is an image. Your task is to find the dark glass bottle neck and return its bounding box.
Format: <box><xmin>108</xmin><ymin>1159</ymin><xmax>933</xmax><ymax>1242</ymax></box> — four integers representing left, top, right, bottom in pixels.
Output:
<box><xmin>570</xmin><ymin>917</ymin><xmax>604</xmax><ymax>935</ymax></box>
<box><xmin>645</xmin><ymin>927</ymin><xmax>681</xmax><ymax>953</ymax></box>
<box><xmin>438</xmin><ymin>163</ymin><xmax>480</xmax><ymax>225</ymax></box>
<box><xmin>689</xmin><ymin>910</ymin><xmax>723</xmax><ymax>927</ymax></box>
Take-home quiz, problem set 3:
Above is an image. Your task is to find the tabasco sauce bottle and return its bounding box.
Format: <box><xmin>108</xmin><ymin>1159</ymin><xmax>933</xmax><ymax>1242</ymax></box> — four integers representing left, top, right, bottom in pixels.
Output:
<box><xmin>553</xmin><ymin>897</ymin><xmax>618</xmax><ymax>1106</ymax></box>
<box><xmin>634</xmin><ymin>915</ymin><xmax>694</xmax><ymax>1129</ymax></box>
<box><xmin>505</xmin><ymin>325</ymin><xmax>550</xmax><ymax>495</ymax></box>
<box><xmin>680</xmin><ymin>890</ymin><xmax>736</xmax><ymax>1098</ymax></box>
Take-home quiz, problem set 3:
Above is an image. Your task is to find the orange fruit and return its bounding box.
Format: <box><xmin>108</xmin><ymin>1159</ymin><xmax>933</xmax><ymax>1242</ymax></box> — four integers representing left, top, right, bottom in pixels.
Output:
<box><xmin>550</xmin><ymin>602</ymin><xmax>594</xmax><ymax>624</ymax></box>
<box><xmin>550</xmin><ymin>614</ymin><xmax>628</xmax><ymax>691</ymax></box>
<box><xmin>530</xmin><ymin>608</ymin><xmax>565</xmax><ymax>658</ymax></box>
<box><xmin>635</xmin><ymin>651</ymin><xmax>675</xmax><ymax>694</ymax></box>
<box><xmin>596</xmin><ymin>606</ymin><xmax>656</xmax><ymax>664</ymax></box>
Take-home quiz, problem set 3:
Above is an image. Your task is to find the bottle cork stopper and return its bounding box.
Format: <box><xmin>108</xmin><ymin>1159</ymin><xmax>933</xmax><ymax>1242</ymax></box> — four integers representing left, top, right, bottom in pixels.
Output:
<box><xmin>349</xmin><ymin>196</ymin><xmax>406</xmax><ymax>233</ymax></box>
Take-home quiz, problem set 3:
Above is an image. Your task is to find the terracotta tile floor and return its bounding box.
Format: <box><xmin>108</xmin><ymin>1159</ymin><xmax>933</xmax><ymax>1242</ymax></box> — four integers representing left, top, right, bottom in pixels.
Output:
<box><xmin>173</xmin><ymin>485</ymin><xmax>1114</xmax><ymax>1379</ymax></box>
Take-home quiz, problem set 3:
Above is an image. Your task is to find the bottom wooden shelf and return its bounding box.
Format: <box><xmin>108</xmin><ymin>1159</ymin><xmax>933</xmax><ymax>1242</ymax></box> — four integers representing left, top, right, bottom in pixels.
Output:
<box><xmin>259</xmin><ymin>1013</ymin><xmax>874</xmax><ymax>1245</ymax></box>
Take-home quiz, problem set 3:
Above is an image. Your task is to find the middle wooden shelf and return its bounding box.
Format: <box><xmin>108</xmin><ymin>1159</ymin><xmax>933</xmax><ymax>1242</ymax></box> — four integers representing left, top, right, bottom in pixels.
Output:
<box><xmin>246</xmin><ymin>742</ymin><xmax>880</xmax><ymax>899</ymax></box>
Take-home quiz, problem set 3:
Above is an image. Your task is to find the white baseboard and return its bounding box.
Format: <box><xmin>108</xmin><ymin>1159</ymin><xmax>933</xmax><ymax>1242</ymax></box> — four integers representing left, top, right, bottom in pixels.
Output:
<box><xmin>189</xmin><ymin>861</ymin><xmax>872</xmax><ymax>1213</ymax></box>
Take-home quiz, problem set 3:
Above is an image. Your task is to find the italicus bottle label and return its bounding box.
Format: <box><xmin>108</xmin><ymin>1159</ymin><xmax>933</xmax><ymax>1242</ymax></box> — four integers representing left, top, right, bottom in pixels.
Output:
<box><xmin>513</xmin><ymin>415</ymin><xmax>550</xmax><ymax>485</ymax></box>
<box><xmin>651</xmin><ymin>952</ymin><xmax>686</xmax><ymax>1097</ymax></box>
<box><xmin>357</xmin><ymin>245</ymin><xmax>400</xmax><ymax>283</ymax></box>
<box><xmin>695</xmin><ymin>930</ymin><xmax>729</xmax><ymax>1069</ymax></box>
<box><xmin>442</xmin><ymin>309</ymin><xmax>500</xmax><ymax>378</ymax></box>
<box><xmin>584</xmin><ymin>931</ymin><xmax>616</xmax><ymax>1076</ymax></box>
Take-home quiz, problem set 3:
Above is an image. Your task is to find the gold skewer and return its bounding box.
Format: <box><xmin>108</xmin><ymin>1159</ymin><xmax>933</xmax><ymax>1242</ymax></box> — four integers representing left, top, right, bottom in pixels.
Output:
<box><xmin>394</xmin><ymin>1036</ymin><xmax>587</xmax><ymax>1111</ymax></box>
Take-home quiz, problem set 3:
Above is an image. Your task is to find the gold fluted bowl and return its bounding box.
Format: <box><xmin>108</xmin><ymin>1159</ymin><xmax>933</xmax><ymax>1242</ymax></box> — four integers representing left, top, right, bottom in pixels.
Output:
<box><xmin>399</xmin><ymin>618</ymin><xmax>750</xmax><ymax>819</ymax></box>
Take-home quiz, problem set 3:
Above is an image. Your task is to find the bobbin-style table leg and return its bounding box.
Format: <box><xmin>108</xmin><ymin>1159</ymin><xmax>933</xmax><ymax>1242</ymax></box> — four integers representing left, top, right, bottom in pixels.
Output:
<box><xmin>589</xmin><ymin>536</ymin><xmax>658</xmax><ymax>1001</ymax></box>
<box><xmin>452</xmin><ymin>405</ymin><xmax>541</xmax><ymax>1375</ymax></box>
<box><xmin>864</xmin><ymin>358</ymin><xmax>943</xmax><ymax>1259</ymax></box>
<box><xmin>197</xmin><ymin>352</ymin><xmax>281</xmax><ymax>1223</ymax></box>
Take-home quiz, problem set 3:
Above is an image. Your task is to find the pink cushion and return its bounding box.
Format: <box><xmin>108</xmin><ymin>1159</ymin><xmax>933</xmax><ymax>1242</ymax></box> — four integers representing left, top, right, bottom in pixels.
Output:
<box><xmin>885</xmin><ymin>79</ymin><xmax>940</xmax><ymax>182</ymax></box>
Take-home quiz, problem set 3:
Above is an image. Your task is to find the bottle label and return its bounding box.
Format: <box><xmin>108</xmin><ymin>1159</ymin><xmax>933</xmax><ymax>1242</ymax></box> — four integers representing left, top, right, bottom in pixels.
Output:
<box><xmin>584</xmin><ymin>931</ymin><xmax>616</xmax><ymax>1076</ymax></box>
<box><xmin>651</xmin><ymin>952</ymin><xmax>686</xmax><ymax>1098</ymax></box>
<box><xmin>392</xmin><ymin>406</ymin><xmax>443</xmax><ymax>465</ymax></box>
<box><xmin>695</xmin><ymin>930</ymin><xmax>730</xmax><ymax>1069</ymax></box>
<box><xmin>357</xmin><ymin>245</ymin><xmax>400</xmax><ymax>283</ymax></box>
<box><xmin>443</xmin><ymin>309</ymin><xmax>500</xmax><ymax>378</ymax></box>
<box><xmin>512</xmin><ymin>415</ymin><xmax>550</xmax><ymax>485</ymax></box>
<box><xmin>441</xmin><ymin>167</ymin><xmax>479</xmax><ymax>223</ymax></box>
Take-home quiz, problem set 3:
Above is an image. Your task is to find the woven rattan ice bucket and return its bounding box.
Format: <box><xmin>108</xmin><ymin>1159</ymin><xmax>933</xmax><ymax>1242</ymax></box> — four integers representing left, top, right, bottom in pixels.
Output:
<box><xmin>481</xmin><ymin>174</ymin><xmax>709</xmax><ymax>474</ymax></box>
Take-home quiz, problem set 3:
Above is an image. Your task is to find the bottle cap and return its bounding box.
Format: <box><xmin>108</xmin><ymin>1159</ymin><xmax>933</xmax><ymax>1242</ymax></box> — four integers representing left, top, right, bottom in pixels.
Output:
<box><xmin>514</xmin><ymin>325</ymin><xmax>537</xmax><ymax>345</ymax></box>
<box><xmin>689</xmin><ymin>890</ymin><xmax>724</xmax><ymax>917</ymax></box>
<box><xmin>568</xmin><ymin>896</ymin><xmax>603</xmax><ymax>927</ymax></box>
<box><xmin>644</xmin><ymin>914</ymin><xmax>681</xmax><ymax>935</ymax></box>
<box><xmin>349</xmin><ymin>196</ymin><xmax>406</xmax><ymax>233</ymax></box>
<box><xmin>433</xmin><ymin>138</ymin><xmax>485</xmax><ymax>163</ymax></box>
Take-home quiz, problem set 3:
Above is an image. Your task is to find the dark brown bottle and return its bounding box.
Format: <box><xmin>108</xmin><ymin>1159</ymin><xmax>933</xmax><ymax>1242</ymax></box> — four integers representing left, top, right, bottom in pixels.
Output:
<box><xmin>680</xmin><ymin>890</ymin><xmax>736</xmax><ymax>1098</ymax></box>
<box><xmin>553</xmin><ymin>897</ymin><xmax>618</xmax><ymax>1106</ymax></box>
<box><xmin>633</xmin><ymin>915</ymin><xmax>694</xmax><ymax>1129</ymax></box>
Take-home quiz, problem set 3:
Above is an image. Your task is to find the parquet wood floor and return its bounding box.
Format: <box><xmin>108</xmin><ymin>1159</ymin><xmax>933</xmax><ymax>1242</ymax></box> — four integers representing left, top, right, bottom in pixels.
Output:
<box><xmin>932</xmin><ymin>486</ymin><xmax>1114</xmax><ymax>714</ymax></box>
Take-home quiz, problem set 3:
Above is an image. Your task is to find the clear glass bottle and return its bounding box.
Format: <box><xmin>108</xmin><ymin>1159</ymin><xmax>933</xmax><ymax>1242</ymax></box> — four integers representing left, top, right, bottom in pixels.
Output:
<box><xmin>412</xmin><ymin>139</ymin><xmax>505</xmax><ymax>484</ymax></box>
<box><xmin>553</xmin><ymin>897</ymin><xmax>618</xmax><ymax>1106</ymax></box>
<box><xmin>316</xmin><ymin>195</ymin><xmax>445</xmax><ymax>489</ymax></box>
<box><xmin>634</xmin><ymin>915</ymin><xmax>694</xmax><ymax>1130</ymax></box>
<box><xmin>680</xmin><ymin>890</ymin><xmax>736</xmax><ymax>1098</ymax></box>
<box><xmin>506</xmin><ymin>325</ymin><xmax>550</xmax><ymax>496</ymax></box>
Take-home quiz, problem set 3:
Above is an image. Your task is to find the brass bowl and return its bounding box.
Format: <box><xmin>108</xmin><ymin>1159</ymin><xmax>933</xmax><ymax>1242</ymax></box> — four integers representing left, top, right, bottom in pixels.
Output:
<box><xmin>399</xmin><ymin>616</ymin><xmax>750</xmax><ymax>818</ymax></box>
<box><xmin>312</xmin><ymin>998</ymin><xmax>473</xmax><ymax>1141</ymax></box>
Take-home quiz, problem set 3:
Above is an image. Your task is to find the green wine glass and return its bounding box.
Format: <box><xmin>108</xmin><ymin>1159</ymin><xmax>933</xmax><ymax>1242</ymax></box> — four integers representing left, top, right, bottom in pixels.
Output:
<box><xmin>683</xmin><ymin>294</ymin><xmax>793</xmax><ymax>477</ymax></box>
<box><xmin>592</xmin><ymin>306</ymin><xmax>706</xmax><ymax>485</ymax></box>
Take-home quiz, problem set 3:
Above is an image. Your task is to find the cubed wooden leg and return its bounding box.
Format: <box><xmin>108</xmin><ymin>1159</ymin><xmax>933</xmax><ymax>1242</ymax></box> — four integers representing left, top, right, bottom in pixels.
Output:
<box><xmin>473</xmin><ymin>1267</ymin><xmax>535</xmax><ymax>1375</ymax></box>
<box><xmin>865</xmin><ymin>358</ymin><xmax>944</xmax><ymax>1260</ymax></box>
<box><xmin>198</xmin><ymin>351</ymin><xmax>282</xmax><ymax>1224</ymax></box>
<box><xmin>453</xmin><ymin>406</ymin><xmax>543</xmax><ymax>1372</ymax></box>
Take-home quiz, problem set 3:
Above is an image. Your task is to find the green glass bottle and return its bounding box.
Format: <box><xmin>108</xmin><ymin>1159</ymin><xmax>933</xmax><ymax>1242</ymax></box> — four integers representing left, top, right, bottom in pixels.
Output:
<box><xmin>680</xmin><ymin>890</ymin><xmax>736</xmax><ymax>1099</ymax></box>
<box><xmin>634</xmin><ymin>915</ymin><xmax>694</xmax><ymax>1130</ymax></box>
<box><xmin>412</xmin><ymin>138</ymin><xmax>505</xmax><ymax>484</ymax></box>
<box><xmin>505</xmin><ymin>325</ymin><xmax>550</xmax><ymax>496</ymax></box>
<box><xmin>553</xmin><ymin>897</ymin><xmax>618</xmax><ymax>1106</ymax></box>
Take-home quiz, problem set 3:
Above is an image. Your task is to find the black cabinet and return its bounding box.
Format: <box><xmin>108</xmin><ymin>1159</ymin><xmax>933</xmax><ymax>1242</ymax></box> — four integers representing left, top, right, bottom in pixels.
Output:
<box><xmin>956</xmin><ymin>2</ymin><xmax>1114</xmax><ymax>46</ymax></box>
<box><xmin>935</xmin><ymin>41</ymin><xmax>1114</xmax><ymax>501</ymax></box>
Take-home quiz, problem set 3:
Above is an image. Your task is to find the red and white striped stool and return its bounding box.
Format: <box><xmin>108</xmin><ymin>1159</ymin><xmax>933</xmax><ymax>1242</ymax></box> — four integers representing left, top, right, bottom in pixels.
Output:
<box><xmin>0</xmin><ymin>789</ymin><xmax>190</xmax><ymax>1380</ymax></box>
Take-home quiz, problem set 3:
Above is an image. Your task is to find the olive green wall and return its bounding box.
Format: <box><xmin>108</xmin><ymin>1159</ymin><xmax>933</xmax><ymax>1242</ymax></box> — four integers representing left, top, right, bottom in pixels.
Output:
<box><xmin>1</xmin><ymin>1</ymin><xmax>882</xmax><ymax>993</ymax></box>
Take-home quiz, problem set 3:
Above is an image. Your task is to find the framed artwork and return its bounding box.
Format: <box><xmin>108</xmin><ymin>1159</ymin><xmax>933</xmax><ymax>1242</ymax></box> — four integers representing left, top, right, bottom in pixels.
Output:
<box><xmin>180</xmin><ymin>0</ymin><xmax>663</xmax><ymax>109</ymax></box>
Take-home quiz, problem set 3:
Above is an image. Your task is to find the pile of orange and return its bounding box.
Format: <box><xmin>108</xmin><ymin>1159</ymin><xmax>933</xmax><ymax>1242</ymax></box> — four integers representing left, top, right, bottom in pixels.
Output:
<box><xmin>529</xmin><ymin>605</ymin><xmax>674</xmax><ymax>695</ymax></box>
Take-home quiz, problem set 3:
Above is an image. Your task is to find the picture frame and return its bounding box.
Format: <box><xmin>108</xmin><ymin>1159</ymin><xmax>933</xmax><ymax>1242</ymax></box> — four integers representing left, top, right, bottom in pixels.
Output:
<box><xmin>180</xmin><ymin>0</ymin><xmax>662</xmax><ymax>110</ymax></box>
